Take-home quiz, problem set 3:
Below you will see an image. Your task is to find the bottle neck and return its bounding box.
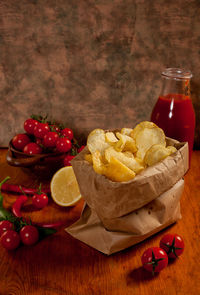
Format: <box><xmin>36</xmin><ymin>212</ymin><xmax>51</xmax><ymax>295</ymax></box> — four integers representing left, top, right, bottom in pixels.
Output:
<box><xmin>160</xmin><ymin>77</ymin><xmax>191</xmax><ymax>99</ymax></box>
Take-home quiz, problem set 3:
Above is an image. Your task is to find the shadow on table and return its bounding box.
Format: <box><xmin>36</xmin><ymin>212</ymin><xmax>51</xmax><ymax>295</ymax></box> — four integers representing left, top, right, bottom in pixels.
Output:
<box><xmin>126</xmin><ymin>266</ymin><xmax>159</xmax><ymax>284</ymax></box>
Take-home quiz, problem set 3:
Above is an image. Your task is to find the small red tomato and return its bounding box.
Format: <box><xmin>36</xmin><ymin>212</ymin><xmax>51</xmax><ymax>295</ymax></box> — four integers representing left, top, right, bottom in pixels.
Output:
<box><xmin>63</xmin><ymin>154</ymin><xmax>75</xmax><ymax>166</ymax></box>
<box><xmin>35</xmin><ymin>137</ymin><xmax>43</xmax><ymax>145</ymax></box>
<box><xmin>20</xmin><ymin>225</ymin><xmax>39</xmax><ymax>246</ymax></box>
<box><xmin>56</xmin><ymin>138</ymin><xmax>72</xmax><ymax>153</ymax></box>
<box><xmin>12</xmin><ymin>133</ymin><xmax>31</xmax><ymax>151</ymax></box>
<box><xmin>23</xmin><ymin>142</ymin><xmax>42</xmax><ymax>155</ymax></box>
<box><xmin>0</xmin><ymin>220</ymin><xmax>13</xmax><ymax>237</ymax></box>
<box><xmin>61</xmin><ymin>128</ymin><xmax>73</xmax><ymax>140</ymax></box>
<box><xmin>78</xmin><ymin>145</ymin><xmax>85</xmax><ymax>153</ymax></box>
<box><xmin>24</xmin><ymin>118</ymin><xmax>39</xmax><ymax>134</ymax></box>
<box><xmin>43</xmin><ymin>131</ymin><xmax>59</xmax><ymax>148</ymax></box>
<box><xmin>1</xmin><ymin>230</ymin><xmax>20</xmax><ymax>250</ymax></box>
<box><xmin>32</xmin><ymin>193</ymin><xmax>49</xmax><ymax>209</ymax></box>
<box><xmin>49</xmin><ymin>125</ymin><xmax>60</xmax><ymax>133</ymax></box>
<box><xmin>160</xmin><ymin>234</ymin><xmax>184</xmax><ymax>258</ymax></box>
<box><xmin>34</xmin><ymin>122</ymin><xmax>50</xmax><ymax>139</ymax></box>
<box><xmin>141</xmin><ymin>247</ymin><xmax>168</xmax><ymax>274</ymax></box>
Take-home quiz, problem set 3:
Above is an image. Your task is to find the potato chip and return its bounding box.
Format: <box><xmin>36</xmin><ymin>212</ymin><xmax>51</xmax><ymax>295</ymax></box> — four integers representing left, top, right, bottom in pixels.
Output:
<box><xmin>166</xmin><ymin>146</ymin><xmax>177</xmax><ymax>154</ymax></box>
<box><xmin>86</xmin><ymin>121</ymin><xmax>174</xmax><ymax>182</ymax></box>
<box><xmin>103</xmin><ymin>156</ymin><xmax>136</xmax><ymax>182</ymax></box>
<box><xmin>123</xmin><ymin>151</ymin><xmax>134</xmax><ymax>158</ymax></box>
<box><xmin>130</xmin><ymin>121</ymin><xmax>159</xmax><ymax>141</ymax></box>
<box><xmin>144</xmin><ymin>144</ymin><xmax>171</xmax><ymax>166</ymax></box>
<box><xmin>84</xmin><ymin>153</ymin><xmax>93</xmax><ymax>164</ymax></box>
<box><xmin>87</xmin><ymin>129</ymin><xmax>110</xmax><ymax>155</ymax></box>
<box><xmin>105</xmin><ymin>147</ymin><xmax>144</xmax><ymax>174</ymax></box>
<box><xmin>135</xmin><ymin>126</ymin><xmax>166</xmax><ymax>160</ymax></box>
<box><xmin>115</xmin><ymin>132</ymin><xmax>137</xmax><ymax>153</ymax></box>
<box><xmin>92</xmin><ymin>150</ymin><xmax>104</xmax><ymax>174</ymax></box>
<box><xmin>105</xmin><ymin>132</ymin><xmax>118</xmax><ymax>144</ymax></box>
<box><xmin>121</xmin><ymin>128</ymin><xmax>133</xmax><ymax>136</ymax></box>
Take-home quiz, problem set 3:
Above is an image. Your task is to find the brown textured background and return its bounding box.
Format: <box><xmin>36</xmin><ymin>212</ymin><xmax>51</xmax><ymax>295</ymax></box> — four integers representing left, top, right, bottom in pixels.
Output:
<box><xmin>0</xmin><ymin>0</ymin><xmax>199</xmax><ymax>148</ymax></box>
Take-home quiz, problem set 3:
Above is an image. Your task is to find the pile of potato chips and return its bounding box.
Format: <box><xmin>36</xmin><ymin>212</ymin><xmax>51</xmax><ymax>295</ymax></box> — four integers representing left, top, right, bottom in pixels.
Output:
<box><xmin>85</xmin><ymin>121</ymin><xmax>177</xmax><ymax>182</ymax></box>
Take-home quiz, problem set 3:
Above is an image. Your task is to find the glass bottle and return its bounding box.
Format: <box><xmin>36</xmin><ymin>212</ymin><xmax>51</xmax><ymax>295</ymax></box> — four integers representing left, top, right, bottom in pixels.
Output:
<box><xmin>151</xmin><ymin>68</ymin><xmax>195</xmax><ymax>162</ymax></box>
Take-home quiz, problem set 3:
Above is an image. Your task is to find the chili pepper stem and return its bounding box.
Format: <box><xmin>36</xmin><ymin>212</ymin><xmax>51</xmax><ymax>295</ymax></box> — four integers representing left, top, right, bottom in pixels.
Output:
<box><xmin>0</xmin><ymin>176</ymin><xmax>11</xmax><ymax>206</ymax></box>
<box><xmin>0</xmin><ymin>176</ymin><xmax>11</xmax><ymax>187</ymax></box>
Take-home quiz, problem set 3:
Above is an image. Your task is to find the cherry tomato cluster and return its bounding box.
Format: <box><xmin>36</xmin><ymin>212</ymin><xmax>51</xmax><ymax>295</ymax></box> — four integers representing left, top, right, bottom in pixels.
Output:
<box><xmin>141</xmin><ymin>233</ymin><xmax>184</xmax><ymax>275</ymax></box>
<box><xmin>12</xmin><ymin>190</ymin><xmax>49</xmax><ymax>219</ymax></box>
<box><xmin>0</xmin><ymin>185</ymin><xmax>49</xmax><ymax>250</ymax></box>
<box><xmin>0</xmin><ymin>220</ymin><xmax>39</xmax><ymax>250</ymax></box>
<box><xmin>11</xmin><ymin>116</ymin><xmax>76</xmax><ymax>155</ymax></box>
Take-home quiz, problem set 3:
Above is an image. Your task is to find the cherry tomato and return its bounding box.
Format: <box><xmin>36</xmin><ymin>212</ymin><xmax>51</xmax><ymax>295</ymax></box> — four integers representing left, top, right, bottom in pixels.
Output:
<box><xmin>0</xmin><ymin>220</ymin><xmax>13</xmax><ymax>237</ymax></box>
<box><xmin>61</xmin><ymin>128</ymin><xmax>73</xmax><ymax>140</ymax></box>
<box><xmin>12</xmin><ymin>133</ymin><xmax>31</xmax><ymax>151</ymax></box>
<box><xmin>63</xmin><ymin>154</ymin><xmax>75</xmax><ymax>166</ymax></box>
<box><xmin>1</xmin><ymin>230</ymin><xmax>20</xmax><ymax>250</ymax></box>
<box><xmin>24</xmin><ymin>118</ymin><xmax>39</xmax><ymax>134</ymax></box>
<box><xmin>35</xmin><ymin>137</ymin><xmax>43</xmax><ymax>145</ymax></box>
<box><xmin>32</xmin><ymin>193</ymin><xmax>49</xmax><ymax>209</ymax></box>
<box><xmin>141</xmin><ymin>247</ymin><xmax>168</xmax><ymax>274</ymax></box>
<box><xmin>20</xmin><ymin>225</ymin><xmax>39</xmax><ymax>246</ymax></box>
<box><xmin>56</xmin><ymin>138</ymin><xmax>72</xmax><ymax>153</ymax></box>
<box><xmin>23</xmin><ymin>142</ymin><xmax>42</xmax><ymax>155</ymax></box>
<box><xmin>34</xmin><ymin>122</ymin><xmax>50</xmax><ymax>139</ymax></box>
<box><xmin>50</xmin><ymin>125</ymin><xmax>60</xmax><ymax>133</ymax></box>
<box><xmin>160</xmin><ymin>234</ymin><xmax>184</xmax><ymax>258</ymax></box>
<box><xmin>43</xmin><ymin>131</ymin><xmax>59</xmax><ymax>148</ymax></box>
<box><xmin>78</xmin><ymin>145</ymin><xmax>85</xmax><ymax>153</ymax></box>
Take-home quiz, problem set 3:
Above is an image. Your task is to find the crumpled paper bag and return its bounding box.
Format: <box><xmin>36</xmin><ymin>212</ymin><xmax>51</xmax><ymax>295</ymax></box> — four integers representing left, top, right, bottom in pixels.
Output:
<box><xmin>66</xmin><ymin>179</ymin><xmax>184</xmax><ymax>255</ymax></box>
<box><xmin>66</xmin><ymin>139</ymin><xmax>188</xmax><ymax>255</ymax></box>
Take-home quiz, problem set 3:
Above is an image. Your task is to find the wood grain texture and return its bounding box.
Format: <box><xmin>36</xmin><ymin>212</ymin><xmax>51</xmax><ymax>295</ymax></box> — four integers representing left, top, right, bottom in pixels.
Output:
<box><xmin>0</xmin><ymin>0</ymin><xmax>200</xmax><ymax>148</ymax></box>
<box><xmin>0</xmin><ymin>148</ymin><xmax>199</xmax><ymax>295</ymax></box>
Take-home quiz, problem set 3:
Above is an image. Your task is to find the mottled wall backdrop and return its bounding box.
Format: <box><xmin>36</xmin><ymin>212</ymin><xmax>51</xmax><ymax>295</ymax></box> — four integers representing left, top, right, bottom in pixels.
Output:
<box><xmin>0</xmin><ymin>0</ymin><xmax>200</xmax><ymax>147</ymax></box>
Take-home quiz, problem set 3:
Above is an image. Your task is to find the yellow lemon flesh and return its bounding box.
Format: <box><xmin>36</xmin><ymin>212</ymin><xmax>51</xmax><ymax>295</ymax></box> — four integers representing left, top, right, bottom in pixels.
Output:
<box><xmin>50</xmin><ymin>166</ymin><xmax>81</xmax><ymax>207</ymax></box>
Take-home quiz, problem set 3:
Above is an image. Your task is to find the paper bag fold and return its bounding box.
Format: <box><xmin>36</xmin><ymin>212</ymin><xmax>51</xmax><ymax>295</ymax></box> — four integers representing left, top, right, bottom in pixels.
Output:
<box><xmin>66</xmin><ymin>179</ymin><xmax>184</xmax><ymax>255</ymax></box>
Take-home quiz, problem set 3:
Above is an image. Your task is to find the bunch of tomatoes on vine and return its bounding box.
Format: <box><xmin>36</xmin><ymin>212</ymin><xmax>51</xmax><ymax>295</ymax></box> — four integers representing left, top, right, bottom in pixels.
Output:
<box><xmin>11</xmin><ymin>115</ymin><xmax>85</xmax><ymax>166</ymax></box>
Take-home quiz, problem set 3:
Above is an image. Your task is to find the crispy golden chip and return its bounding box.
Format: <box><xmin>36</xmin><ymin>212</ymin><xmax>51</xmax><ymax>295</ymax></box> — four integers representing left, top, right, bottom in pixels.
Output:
<box><xmin>86</xmin><ymin>122</ymin><xmax>173</xmax><ymax>182</ymax></box>
<box><xmin>115</xmin><ymin>132</ymin><xmax>137</xmax><ymax>153</ymax></box>
<box><xmin>92</xmin><ymin>150</ymin><xmax>105</xmax><ymax>174</ymax></box>
<box><xmin>144</xmin><ymin>144</ymin><xmax>171</xmax><ymax>166</ymax></box>
<box><xmin>105</xmin><ymin>147</ymin><xmax>144</xmax><ymax>174</ymax></box>
<box><xmin>135</xmin><ymin>126</ymin><xmax>166</xmax><ymax>160</ymax></box>
<box><xmin>166</xmin><ymin>146</ymin><xmax>177</xmax><ymax>154</ymax></box>
<box><xmin>121</xmin><ymin>128</ymin><xmax>133</xmax><ymax>136</ymax></box>
<box><xmin>130</xmin><ymin>121</ymin><xmax>158</xmax><ymax>140</ymax></box>
<box><xmin>84</xmin><ymin>153</ymin><xmax>93</xmax><ymax>164</ymax></box>
<box><xmin>123</xmin><ymin>151</ymin><xmax>134</xmax><ymax>158</ymax></box>
<box><xmin>87</xmin><ymin>129</ymin><xmax>110</xmax><ymax>155</ymax></box>
<box><xmin>103</xmin><ymin>156</ymin><xmax>136</xmax><ymax>182</ymax></box>
<box><xmin>105</xmin><ymin>132</ymin><xmax>118</xmax><ymax>144</ymax></box>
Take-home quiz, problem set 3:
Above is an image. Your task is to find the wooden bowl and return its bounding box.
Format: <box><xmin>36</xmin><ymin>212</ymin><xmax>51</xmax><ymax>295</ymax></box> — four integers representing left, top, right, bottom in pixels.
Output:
<box><xmin>6</xmin><ymin>141</ymin><xmax>66</xmax><ymax>176</ymax></box>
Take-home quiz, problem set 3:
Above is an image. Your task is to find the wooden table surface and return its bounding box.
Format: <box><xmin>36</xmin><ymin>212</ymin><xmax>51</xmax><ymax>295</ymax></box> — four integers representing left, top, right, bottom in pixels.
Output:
<box><xmin>0</xmin><ymin>148</ymin><xmax>200</xmax><ymax>295</ymax></box>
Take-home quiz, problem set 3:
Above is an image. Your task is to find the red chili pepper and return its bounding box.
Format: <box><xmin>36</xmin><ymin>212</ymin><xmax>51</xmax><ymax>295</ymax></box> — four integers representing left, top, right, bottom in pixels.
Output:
<box><xmin>34</xmin><ymin>220</ymin><xmax>66</xmax><ymax>228</ymax></box>
<box><xmin>12</xmin><ymin>195</ymin><xmax>28</xmax><ymax>218</ymax></box>
<box><xmin>12</xmin><ymin>196</ymin><xmax>65</xmax><ymax>229</ymax></box>
<box><xmin>1</xmin><ymin>183</ymin><xmax>50</xmax><ymax>195</ymax></box>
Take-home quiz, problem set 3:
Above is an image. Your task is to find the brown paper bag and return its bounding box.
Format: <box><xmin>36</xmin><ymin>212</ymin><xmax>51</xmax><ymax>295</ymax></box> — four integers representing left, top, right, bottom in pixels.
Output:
<box><xmin>66</xmin><ymin>179</ymin><xmax>184</xmax><ymax>255</ymax></box>
<box><xmin>66</xmin><ymin>140</ymin><xmax>188</xmax><ymax>255</ymax></box>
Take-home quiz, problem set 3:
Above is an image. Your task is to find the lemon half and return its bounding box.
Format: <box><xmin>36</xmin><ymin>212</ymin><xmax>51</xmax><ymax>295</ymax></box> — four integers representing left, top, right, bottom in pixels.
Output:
<box><xmin>50</xmin><ymin>166</ymin><xmax>81</xmax><ymax>206</ymax></box>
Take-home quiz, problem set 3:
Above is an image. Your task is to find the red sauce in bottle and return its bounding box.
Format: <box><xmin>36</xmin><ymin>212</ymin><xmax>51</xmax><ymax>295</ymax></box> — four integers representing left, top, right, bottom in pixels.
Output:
<box><xmin>151</xmin><ymin>93</ymin><xmax>195</xmax><ymax>161</ymax></box>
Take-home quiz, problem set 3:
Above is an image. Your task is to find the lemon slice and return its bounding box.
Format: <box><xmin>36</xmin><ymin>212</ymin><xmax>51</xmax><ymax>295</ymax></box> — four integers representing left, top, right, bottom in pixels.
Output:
<box><xmin>50</xmin><ymin>166</ymin><xmax>81</xmax><ymax>206</ymax></box>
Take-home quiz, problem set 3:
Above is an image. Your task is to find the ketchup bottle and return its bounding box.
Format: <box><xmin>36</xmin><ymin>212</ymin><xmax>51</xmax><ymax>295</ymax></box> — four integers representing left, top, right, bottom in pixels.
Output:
<box><xmin>151</xmin><ymin>68</ymin><xmax>195</xmax><ymax>163</ymax></box>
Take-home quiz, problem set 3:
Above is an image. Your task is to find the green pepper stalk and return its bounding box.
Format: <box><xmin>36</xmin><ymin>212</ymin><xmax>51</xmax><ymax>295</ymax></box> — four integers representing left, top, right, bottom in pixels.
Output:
<box><xmin>0</xmin><ymin>176</ymin><xmax>14</xmax><ymax>221</ymax></box>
